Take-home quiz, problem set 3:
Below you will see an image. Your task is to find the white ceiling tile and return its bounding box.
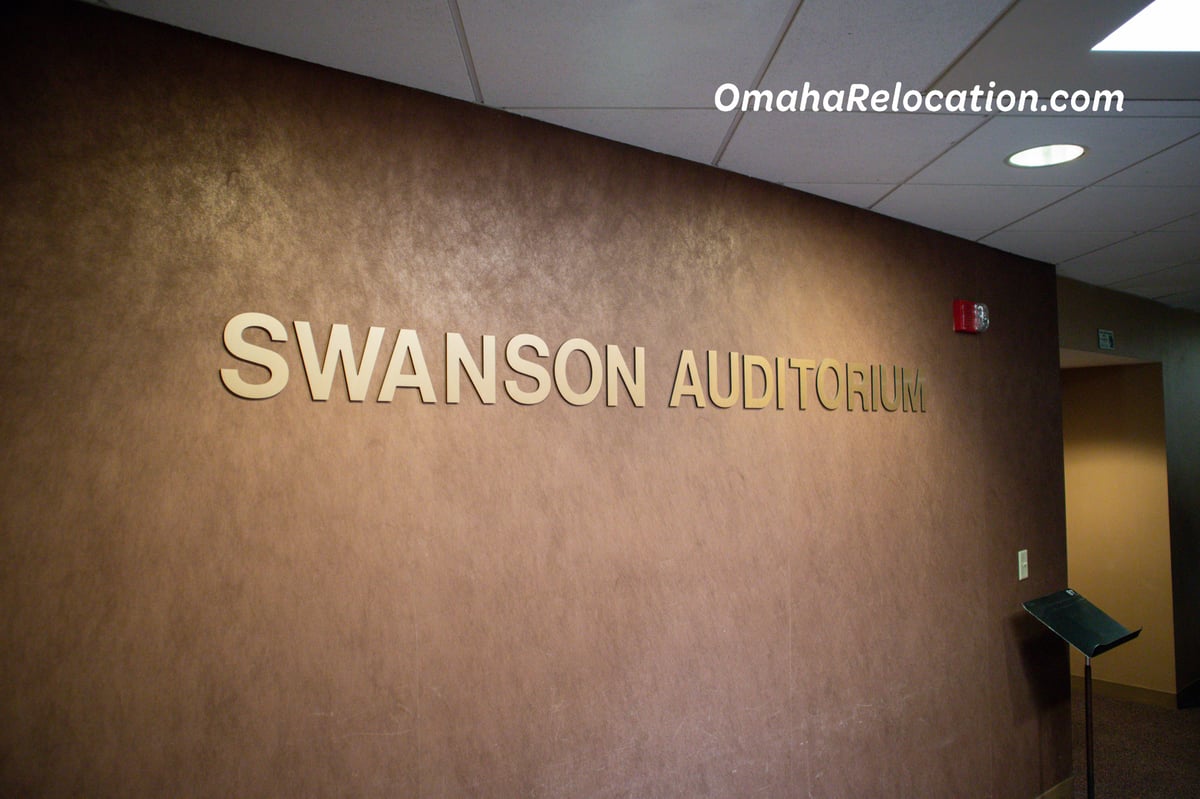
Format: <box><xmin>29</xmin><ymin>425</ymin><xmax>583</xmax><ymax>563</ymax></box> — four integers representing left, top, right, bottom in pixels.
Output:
<box><xmin>872</xmin><ymin>184</ymin><xmax>1076</xmax><ymax>237</ymax></box>
<box><xmin>1007</xmin><ymin>186</ymin><xmax>1200</xmax><ymax>232</ymax></box>
<box><xmin>1057</xmin><ymin>230</ymin><xmax>1200</xmax><ymax>284</ymax></box>
<box><xmin>980</xmin><ymin>231</ymin><xmax>1131</xmax><ymax>264</ymax></box>
<box><xmin>720</xmin><ymin>112</ymin><xmax>984</xmax><ymax>184</ymax></box>
<box><xmin>785</xmin><ymin>183</ymin><xmax>896</xmax><ymax>208</ymax></box>
<box><xmin>911</xmin><ymin>115</ymin><xmax>1200</xmax><ymax>186</ymax></box>
<box><xmin>1101</xmin><ymin>134</ymin><xmax>1200</xmax><ymax>187</ymax></box>
<box><xmin>763</xmin><ymin>0</ymin><xmax>1011</xmax><ymax>89</ymax></box>
<box><xmin>93</xmin><ymin>0</ymin><xmax>476</xmax><ymax>101</ymax></box>
<box><xmin>459</xmin><ymin>0</ymin><xmax>795</xmax><ymax>107</ymax></box>
<box><xmin>935</xmin><ymin>0</ymin><xmax>1200</xmax><ymax>101</ymax></box>
<box><xmin>1108</xmin><ymin>262</ymin><xmax>1200</xmax><ymax>301</ymax></box>
<box><xmin>517</xmin><ymin>108</ymin><xmax>730</xmax><ymax>165</ymax></box>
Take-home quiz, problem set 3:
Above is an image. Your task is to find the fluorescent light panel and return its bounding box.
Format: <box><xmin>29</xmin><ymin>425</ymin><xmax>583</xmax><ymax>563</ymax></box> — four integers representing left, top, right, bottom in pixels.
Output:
<box><xmin>1093</xmin><ymin>0</ymin><xmax>1200</xmax><ymax>52</ymax></box>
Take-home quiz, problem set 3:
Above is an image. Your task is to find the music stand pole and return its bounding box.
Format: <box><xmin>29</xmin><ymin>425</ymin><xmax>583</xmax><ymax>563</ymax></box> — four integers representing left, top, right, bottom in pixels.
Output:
<box><xmin>1085</xmin><ymin>655</ymin><xmax>1094</xmax><ymax>799</ymax></box>
<box><xmin>1022</xmin><ymin>589</ymin><xmax>1140</xmax><ymax>799</ymax></box>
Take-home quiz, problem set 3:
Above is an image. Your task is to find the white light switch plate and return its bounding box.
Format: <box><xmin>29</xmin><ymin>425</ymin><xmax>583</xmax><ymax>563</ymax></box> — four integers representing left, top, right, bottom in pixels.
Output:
<box><xmin>1018</xmin><ymin>549</ymin><xmax>1029</xmax><ymax>581</ymax></box>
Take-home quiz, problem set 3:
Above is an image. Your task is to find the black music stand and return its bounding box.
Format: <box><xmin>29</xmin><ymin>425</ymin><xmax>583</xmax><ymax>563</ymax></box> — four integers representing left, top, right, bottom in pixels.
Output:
<box><xmin>1023</xmin><ymin>589</ymin><xmax>1141</xmax><ymax>799</ymax></box>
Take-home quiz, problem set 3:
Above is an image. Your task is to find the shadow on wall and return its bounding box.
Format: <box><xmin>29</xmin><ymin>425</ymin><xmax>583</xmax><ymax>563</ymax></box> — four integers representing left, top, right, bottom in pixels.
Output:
<box><xmin>1011</xmin><ymin>610</ymin><xmax>1071</xmax><ymax>720</ymax></box>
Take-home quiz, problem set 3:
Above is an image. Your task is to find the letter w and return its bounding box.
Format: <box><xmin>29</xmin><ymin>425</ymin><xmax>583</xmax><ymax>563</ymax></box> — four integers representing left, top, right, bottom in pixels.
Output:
<box><xmin>294</xmin><ymin>321</ymin><xmax>385</xmax><ymax>401</ymax></box>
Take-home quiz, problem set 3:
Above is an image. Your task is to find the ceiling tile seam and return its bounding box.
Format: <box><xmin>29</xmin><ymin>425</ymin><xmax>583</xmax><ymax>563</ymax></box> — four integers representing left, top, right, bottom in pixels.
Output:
<box><xmin>901</xmin><ymin>182</ymin><xmax>1079</xmax><ymax>188</ymax></box>
<box><xmin>985</xmin><ymin>232</ymin><xmax>1169</xmax><ymax>268</ymax></box>
<box><xmin>1109</xmin><ymin>262</ymin><xmax>1200</xmax><ymax>293</ymax></box>
<box><xmin>711</xmin><ymin>0</ymin><xmax>807</xmax><ymax>167</ymax></box>
<box><xmin>1151</xmin><ymin>210</ymin><xmax>1200</xmax><ymax>231</ymax></box>
<box><xmin>784</xmin><ymin>183</ymin><xmax>895</xmax><ymax>187</ymax></box>
<box><xmin>975</xmin><ymin>218</ymin><xmax>1156</xmax><ymax>262</ymax></box>
<box><xmin>1152</xmin><ymin>286</ymin><xmax>1200</xmax><ymax>302</ymax></box>
<box><xmin>501</xmin><ymin>106</ymin><xmax>714</xmax><ymax>111</ymax></box>
<box><xmin>1098</xmin><ymin>130</ymin><xmax>1200</xmax><ymax>185</ymax></box>
<box><xmin>1040</xmin><ymin>230</ymin><xmax>1146</xmax><ymax>265</ymax></box>
<box><xmin>865</xmin><ymin>115</ymin><xmax>994</xmax><ymax>211</ymax></box>
<box><xmin>1110</xmin><ymin>284</ymin><xmax>1193</xmax><ymax>301</ymax></box>
<box><xmin>997</xmin><ymin>111</ymin><xmax>1198</xmax><ymax>120</ymax></box>
<box><xmin>1057</xmin><ymin>236</ymin><xmax>1187</xmax><ymax>272</ymax></box>
<box><xmin>923</xmin><ymin>0</ymin><xmax>1023</xmax><ymax>92</ymax></box>
<box><xmin>993</xmin><ymin>202</ymin><xmax>1180</xmax><ymax>249</ymax></box>
<box><xmin>488</xmin><ymin>100</ymin><xmax>1178</xmax><ymax>117</ymax></box>
<box><xmin>970</xmin><ymin>216</ymin><xmax>1131</xmax><ymax>252</ymax></box>
<box><xmin>985</xmin><ymin>135</ymin><xmax>1200</xmax><ymax>243</ymax></box>
<box><xmin>446</xmin><ymin>0</ymin><xmax>483</xmax><ymax>104</ymax></box>
<box><xmin>1104</xmin><ymin>256</ymin><xmax>1200</xmax><ymax>284</ymax></box>
<box><xmin>1083</xmin><ymin>236</ymin><xmax>1200</xmax><ymax>269</ymax></box>
<box><xmin>1109</xmin><ymin>256</ymin><xmax>1200</xmax><ymax>280</ymax></box>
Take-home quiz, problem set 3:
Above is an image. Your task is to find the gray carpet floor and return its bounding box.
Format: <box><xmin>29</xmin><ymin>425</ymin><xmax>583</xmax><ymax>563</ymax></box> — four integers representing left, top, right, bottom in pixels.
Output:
<box><xmin>1071</xmin><ymin>690</ymin><xmax>1200</xmax><ymax>798</ymax></box>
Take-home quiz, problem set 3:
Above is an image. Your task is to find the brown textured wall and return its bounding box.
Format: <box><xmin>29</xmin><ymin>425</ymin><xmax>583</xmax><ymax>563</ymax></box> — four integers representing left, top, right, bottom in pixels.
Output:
<box><xmin>1</xmin><ymin>5</ymin><xmax>1069</xmax><ymax>796</ymax></box>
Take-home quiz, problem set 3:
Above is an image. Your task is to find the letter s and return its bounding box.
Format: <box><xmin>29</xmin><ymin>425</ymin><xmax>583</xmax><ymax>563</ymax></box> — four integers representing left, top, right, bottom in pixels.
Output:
<box><xmin>220</xmin><ymin>312</ymin><xmax>290</xmax><ymax>399</ymax></box>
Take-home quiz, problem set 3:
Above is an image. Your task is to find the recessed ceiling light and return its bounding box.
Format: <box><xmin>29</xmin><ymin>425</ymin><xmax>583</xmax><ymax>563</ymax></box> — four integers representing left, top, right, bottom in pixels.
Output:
<box><xmin>1006</xmin><ymin>144</ymin><xmax>1086</xmax><ymax>168</ymax></box>
<box><xmin>1093</xmin><ymin>0</ymin><xmax>1200</xmax><ymax>52</ymax></box>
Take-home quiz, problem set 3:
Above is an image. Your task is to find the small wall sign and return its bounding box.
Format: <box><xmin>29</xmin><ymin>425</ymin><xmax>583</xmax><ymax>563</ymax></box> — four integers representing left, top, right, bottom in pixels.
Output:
<box><xmin>1098</xmin><ymin>329</ymin><xmax>1116</xmax><ymax>351</ymax></box>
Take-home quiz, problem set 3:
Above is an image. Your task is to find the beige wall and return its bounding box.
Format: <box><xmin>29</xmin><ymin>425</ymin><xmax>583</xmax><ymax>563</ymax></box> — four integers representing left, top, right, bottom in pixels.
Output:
<box><xmin>1062</xmin><ymin>365</ymin><xmax>1174</xmax><ymax>694</ymax></box>
<box><xmin>1059</xmin><ymin>277</ymin><xmax>1200</xmax><ymax>704</ymax></box>
<box><xmin>1</xmin><ymin>5</ymin><xmax>1072</xmax><ymax>796</ymax></box>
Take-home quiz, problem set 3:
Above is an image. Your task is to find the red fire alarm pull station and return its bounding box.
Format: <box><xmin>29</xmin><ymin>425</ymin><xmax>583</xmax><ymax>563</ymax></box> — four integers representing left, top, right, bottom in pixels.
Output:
<box><xmin>954</xmin><ymin>300</ymin><xmax>990</xmax><ymax>333</ymax></box>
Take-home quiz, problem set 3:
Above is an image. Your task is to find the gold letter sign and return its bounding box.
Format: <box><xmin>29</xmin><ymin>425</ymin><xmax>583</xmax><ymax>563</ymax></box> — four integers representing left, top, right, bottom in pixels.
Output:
<box><xmin>220</xmin><ymin>313</ymin><xmax>926</xmax><ymax>413</ymax></box>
